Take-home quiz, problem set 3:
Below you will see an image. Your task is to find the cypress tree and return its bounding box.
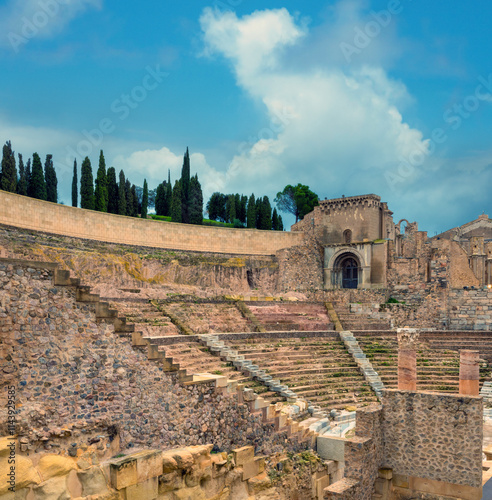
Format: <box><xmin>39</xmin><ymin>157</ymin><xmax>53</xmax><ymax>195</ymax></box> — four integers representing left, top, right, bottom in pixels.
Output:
<box><xmin>180</xmin><ymin>148</ymin><xmax>190</xmax><ymax>223</ymax></box>
<box><xmin>125</xmin><ymin>179</ymin><xmax>133</xmax><ymax>216</ymax></box>
<box><xmin>80</xmin><ymin>157</ymin><xmax>95</xmax><ymax>209</ymax></box>
<box><xmin>260</xmin><ymin>196</ymin><xmax>273</xmax><ymax>230</ymax></box>
<box><xmin>246</xmin><ymin>194</ymin><xmax>256</xmax><ymax>228</ymax></box>
<box><xmin>131</xmin><ymin>185</ymin><xmax>139</xmax><ymax>217</ymax></box>
<box><xmin>170</xmin><ymin>180</ymin><xmax>182</xmax><ymax>223</ymax></box>
<box><xmin>94</xmin><ymin>150</ymin><xmax>108</xmax><ymax>212</ymax></box>
<box><xmin>239</xmin><ymin>195</ymin><xmax>248</xmax><ymax>224</ymax></box>
<box><xmin>30</xmin><ymin>153</ymin><xmax>47</xmax><ymax>200</ymax></box>
<box><xmin>165</xmin><ymin>170</ymin><xmax>173</xmax><ymax>216</ymax></box>
<box><xmin>25</xmin><ymin>159</ymin><xmax>31</xmax><ymax>197</ymax></box>
<box><xmin>155</xmin><ymin>182</ymin><xmax>165</xmax><ymax>216</ymax></box>
<box><xmin>44</xmin><ymin>154</ymin><xmax>57</xmax><ymax>203</ymax></box>
<box><xmin>1</xmin><ymin>141</ymin><xmax>17</xmax><ymax>192</ymax></box>
<box><xmin>226</xmin><ymin>194</ymin><xmax>236</xmax><ymax>223</ymax></box>
<box><xmin>278</xmin><ymin>214</ymin><xmax>284</xmax><ymax>231</ymax></box>
<box><xmin>272</xmin><ymin>207</ymin><xmax>279</xmax><ymax>231</ymax></box>
<box><xmin>17</xmin><ymin>154</ymin><xmax>27</xmax><ymax>196</ymax></box>
<box><xmin>189</xmin><ymin>174</ymin><xmax>203</xmax><ymax>225</ymax></box>
<box><xmin>71</xmin><ymin>159</ymin><xmax>78</xmax><ymax>207</ymax></box>
<box><xmin>107</xmin><ymin>167</ymin><xmax>118</xmax><ymax>214</ymax></box>
<box><xmin>141</xmin><ymin>179</ymin><xmax>148</xmax><ymax>219</ymax></box>
<box><xmin>118</xmin><ymin>170</ymin><xmax>127</xmax><ymax>215</ymax></box>
<box><xmin>255</xmin><ymin>197</ymin><xmax>262</xmax><ymax>229</ymax></box>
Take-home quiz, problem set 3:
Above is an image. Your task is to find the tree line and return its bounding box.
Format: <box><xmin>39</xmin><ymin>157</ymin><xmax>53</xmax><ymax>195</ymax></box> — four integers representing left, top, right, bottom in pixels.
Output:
<box><xmin>1</xmin><ymin>140</ymin><xmax>320</xmax><ymax>230</ymax></box>
<box><xmin>0</xmin><ymin>141</ymin><xmax>58</xmax><ymax>202</ymax></box>
<box><xmin>206</xmin><ymin>192</ymin><xmax>284</xmax><ymax>230</ymax></box>
<box><xmin>154</xmin><ymin>148</ymin><xmax>204</xmax><ymax>225</ymax></box>
<box><xmin>73</xmin><ymin>151</ymin><xmax>149</xmax><ymax>218</ymax></box>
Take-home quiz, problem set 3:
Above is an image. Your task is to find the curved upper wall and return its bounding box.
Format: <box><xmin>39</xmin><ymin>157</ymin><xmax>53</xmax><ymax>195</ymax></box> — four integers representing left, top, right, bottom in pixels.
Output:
<box><xmin>0</xmin><ymin>191</ymin><xmax>304</xmax><ymax>255</ymax></box>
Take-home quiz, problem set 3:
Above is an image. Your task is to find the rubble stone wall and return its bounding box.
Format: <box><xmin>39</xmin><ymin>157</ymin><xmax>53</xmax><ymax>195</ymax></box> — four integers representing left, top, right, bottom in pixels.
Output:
<box><xmin>381</xmin><ymin>390</ymin><xmax>483</xmax><ymax>489</ymax></box>
<box><xmin>0</xmin><ymin>261</ymin><xmax>301</xmax><ymax>459</ymax></box>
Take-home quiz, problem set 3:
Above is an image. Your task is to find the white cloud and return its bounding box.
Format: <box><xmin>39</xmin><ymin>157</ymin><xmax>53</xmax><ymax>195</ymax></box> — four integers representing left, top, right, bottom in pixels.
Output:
<box><xmin>199</xmin><ymin>6</ymin><xmax>429</xmax><ymax>201</ymax></box>
<box><xmin>1</xmin><ymin>0</ymin><xmax>102</xmax><ymax>51</ymax></box>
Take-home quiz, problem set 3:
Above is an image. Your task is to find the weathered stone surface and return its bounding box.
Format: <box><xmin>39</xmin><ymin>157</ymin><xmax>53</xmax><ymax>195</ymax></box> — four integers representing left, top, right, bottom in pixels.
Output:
<box><xmin>0</xmin><ymin>455</ymin><xmax>41</xmax><ymax>494</ymax></box>
<box><xmin>77</xmin><ymin>466</ymin><xmax>110</xmax><ymax>496</ymax></box>
<box><xmin>31</xmin><ymin>475</ymin><xmax>70</xmax><ymax>500</ymax></box>
<box><xmin>232</xmin><ymin>446</ymin><xmax>254</xmax><ymax>467</ymax></box>
<box><xmin>37</xmin><ymin>455</ymin><xmax>76</xmax><ymax>480</ymax></box>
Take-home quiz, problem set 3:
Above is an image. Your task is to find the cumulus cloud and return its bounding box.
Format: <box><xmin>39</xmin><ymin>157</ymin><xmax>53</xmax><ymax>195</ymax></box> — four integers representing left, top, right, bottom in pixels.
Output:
<box><xmin>199</xmin><ymin>6</ymin><xmax>429</xmax><ymax>202</ymax></box>
<box><xmin>1</xmin><ymin>0</ymin><xmax>102</xmax><ymax>51</ymax></box>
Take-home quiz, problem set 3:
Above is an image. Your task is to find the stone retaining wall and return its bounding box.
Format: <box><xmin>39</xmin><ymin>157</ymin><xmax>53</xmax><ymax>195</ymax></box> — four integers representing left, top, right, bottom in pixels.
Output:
<box><xmin>0</xmin><ymin>190</ymin><xmax>303</xmax><ymax>256</ymax></box>
<box><xmin>449</xmin><ymin>288</ymin><xmax>492</xmax><ymax>330</ymax></box>
<box><xmin>382</xmin><ymin>390</ymin><xmax>482</xmax><ymax>490</ymax></box>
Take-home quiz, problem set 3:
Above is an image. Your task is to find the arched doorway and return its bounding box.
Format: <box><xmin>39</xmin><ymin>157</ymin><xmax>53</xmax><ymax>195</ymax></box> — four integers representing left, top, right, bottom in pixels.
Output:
<box><xmin>333</xmin><ymin>253</ymin><xmax>360</xmax><ymax>289</ymax></box>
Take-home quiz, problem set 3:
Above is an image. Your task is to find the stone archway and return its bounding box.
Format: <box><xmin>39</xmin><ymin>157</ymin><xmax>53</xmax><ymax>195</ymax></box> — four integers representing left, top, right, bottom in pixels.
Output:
<box><xmin>332</xmin><ymin>252</ymin><xmax>360</xmax><ymax>289</ymax></box>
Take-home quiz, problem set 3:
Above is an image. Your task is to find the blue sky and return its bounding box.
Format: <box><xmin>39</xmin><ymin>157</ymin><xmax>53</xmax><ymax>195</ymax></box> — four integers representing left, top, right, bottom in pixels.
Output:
<box><xmin>2</xmin><ymin>0</ymin><xmax>492</xmax><ymax>234</ymax></box>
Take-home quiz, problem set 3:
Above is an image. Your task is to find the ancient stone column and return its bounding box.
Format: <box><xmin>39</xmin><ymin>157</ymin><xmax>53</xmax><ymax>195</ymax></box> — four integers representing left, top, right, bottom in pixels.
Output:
<box><xmin>397</xmin><ymin>328</ymin><xmax>419</xmax><ymax>391</ymax></box>
<box><xmin>459</xmin><ymin>350</ymin><xmax>480</xmax><ymax>396</ymax></box>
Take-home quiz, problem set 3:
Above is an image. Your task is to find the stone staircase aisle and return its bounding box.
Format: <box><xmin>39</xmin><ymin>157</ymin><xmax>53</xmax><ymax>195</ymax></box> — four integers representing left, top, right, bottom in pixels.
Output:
<box><xmin>339</xmin><ymin>331</ymin><xmax>384</xmax><ymax>399</ymax></box>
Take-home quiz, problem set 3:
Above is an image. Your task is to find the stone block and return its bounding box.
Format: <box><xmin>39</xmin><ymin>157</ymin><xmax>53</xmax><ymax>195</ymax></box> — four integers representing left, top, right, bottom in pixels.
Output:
<box><xmin>124</xmin><ymin>476</ymin><xmax>158</xmax><ymax>500</ymax></box>
<box><xmin>31</xmin><ymin>475</ymin><xmax>70</xmax><ymax>500</ymax></box>
<box><xmin>37</xmin><ymin>455</ymin><xmax>76</xmax><ymax>481</ymax></box>
<box><xmin>233</xmin><ymin>446</ymin><xmax>254</xmax><ymax>467</ymax></box>
<box><xmin>133</xmin><ymin>450</ymin><xmax>162</xmax><ymax>482</ymax></box>
<box><xmin>171</xmin><ymin>485</ymin><xmax>206</xmax><ymax>500</ymax></box>
<box><xmin>110</xmin><ymin>456</ymin><xmax>137</xmax><ymax>490</ymax></box>
<box><xmin>317</xmin><ymin>436</ymin><xmax>345</xmax><ymax>462</ymax></box>
<box><xmin>0</xmin><ymin>455</ymin><xmax>41</xmax><ymax>494</ymax></box>
<box><xmin>316</xmin><ymin>474</ymin><xmax>330</xmax><ymax>499</ymax></box>
<box><xmin>242</xmin><ymin>457</ymin><xmax>266</xmax><ymax>481</ymax></box>
<box><xmin>77</xmin><ymin>466</ymin><xmax>110</xmax><ymax>496</ymax></box>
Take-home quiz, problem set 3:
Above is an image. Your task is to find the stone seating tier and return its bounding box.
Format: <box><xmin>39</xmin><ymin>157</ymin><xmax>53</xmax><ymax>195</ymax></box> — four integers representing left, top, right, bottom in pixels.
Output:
<box><xmin>245</xmin><ymin>302</ymin><xmax>334</xmax><ymax>332</ymax></box>
<box><xmin>224</xmin><ymin>337</ymin><xmax>378</xmax><ymax>410</ymax></box>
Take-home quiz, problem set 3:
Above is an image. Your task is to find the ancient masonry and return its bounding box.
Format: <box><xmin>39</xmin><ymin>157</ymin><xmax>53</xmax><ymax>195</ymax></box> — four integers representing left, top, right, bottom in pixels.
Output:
<box><xmin>0</xmin><ymin>190</ymin><xmax>491</xmax><ymax>499</ymax></box>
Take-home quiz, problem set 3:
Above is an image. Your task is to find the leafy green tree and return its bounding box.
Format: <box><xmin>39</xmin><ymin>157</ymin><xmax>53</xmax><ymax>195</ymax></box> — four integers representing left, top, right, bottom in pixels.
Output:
<box><xmin>206</xmin><ymin>192</ymin><xmax>227</xmax><ymax>222</ymax></box>
<box><xmin>44</xmin><ymin>154</ymin><xmax>57</xmax><ymax>203</ymax></box>
<box><xmin>141</xmin><ymin>179</ymin><xmax>148</xmax><ymax>218</ymax></box>
<box><xmin>275</xmin><ymin>184</ymin><xmax>319</xmax><ymax>222</ymax></box>
<box><xmin>71</xmin><ymin>159</ymin><xmax>78</xmax><ymax>207</ymax></box>
<box><xmin>189</xmin><ymin>174</ymin><xmax>203</xmax><ymax>225</ymax></box>
<box><xmin>171</xmin><ymin>180</ymin><xmax>182</xmax><ymax>223</ymax></box>
<box><xmin>94</xmin><ymin>150</ymin><xmax>108</xmax><ymax>212</ymax></box>
<box><xmin>117</xmin><ymin>170</ymin><xmax>127</xmax><ymax>215</ymax></box>
<box><xmin>107</xmin><ymin>167</ymin><xmax>118</xmax><ymax>213</ymax></box>
<box><xmin>80</xmin><ymin>157</ymin><xmax>95</xmax><ymax>209</ymax></box>
<box><xmin>131</xmin><ymin>185</ymin><xmax>139</xmax><ymax>217</ymax></box>
<box><xmin>246</xmin><ymin>194</ymin><xmax>256</xmax><ymax>228</ymax></box>
<box><xmin>1</xmin><ymin>141</ymin><xmax>17</xmax><ymax>193</ymax></box>
<box><xmin>17</xmin><ymin>154</ymin><xmax>27</xmax><ymax>196</ymax></box>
